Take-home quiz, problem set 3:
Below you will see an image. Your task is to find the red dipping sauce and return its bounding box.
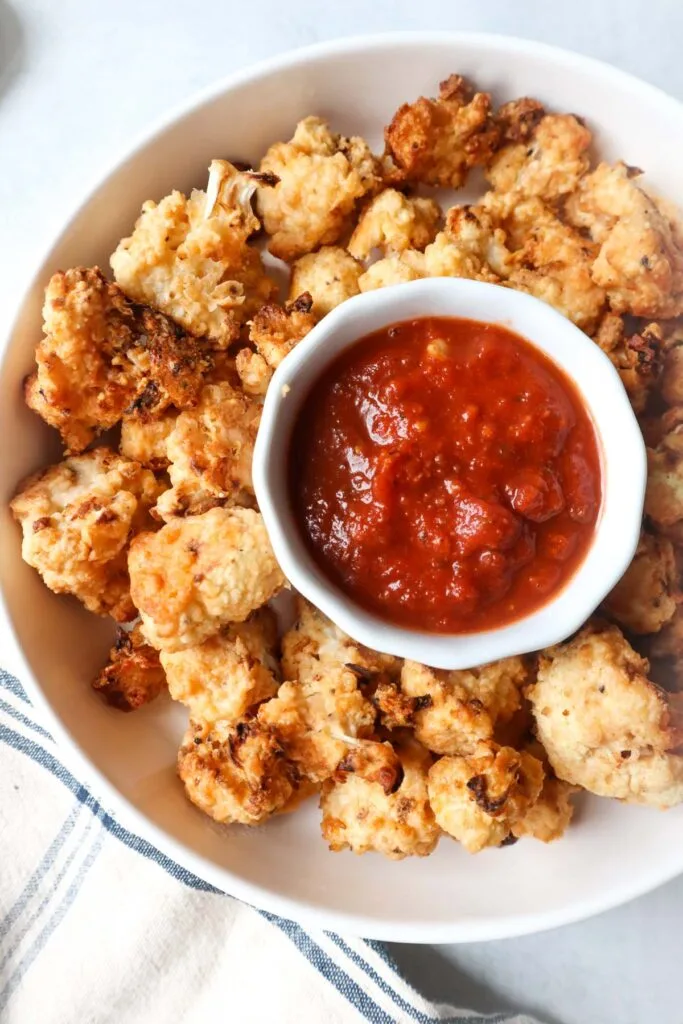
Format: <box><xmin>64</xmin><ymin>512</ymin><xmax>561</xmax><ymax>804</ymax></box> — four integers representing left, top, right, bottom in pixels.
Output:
<box><xmin>289</xmin><ymin>317</ymin><xmax>602</xmax><ymax>634</ymax></box>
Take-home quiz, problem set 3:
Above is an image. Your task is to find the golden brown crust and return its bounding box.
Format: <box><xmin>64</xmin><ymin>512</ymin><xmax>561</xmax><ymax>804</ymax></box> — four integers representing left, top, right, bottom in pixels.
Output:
<box><xmin>235</xmin><ymin>296</ymin><xmax>317</xmax><ymax>396</ymax></box>
<box><xmin>320</xmin><ymin>739</ymin><xmax>439</xmax><ymax>859</ymax></box>
<box><xmin>384</xmin><ymin>74</ymin><xmax>500</xmax><ymax>188</ymax></box>
<box><xmin>128</xmin><ymin>507</ymin><xmax>285</xmax><ymax>651</ymax></box>
<box><xmin>154</xmin><ymin>382</ymin><xmax>261</xmax><ymax>520</ymax></box>
<box><xmin>258</xmin><ymin>599</ymin><xmax>400</xmax><ymax>784</ymax></box>
<box><xmin>348</xmin><ymin>190</ymin><xmax>441</xmax><ymax>260</ymax></box>
<box><xmin>11</xmin><ymin>448</ymin><xmax>161</xmax><ymax>620</ymax></box>
<box><xmin>257</xmin><ymin>117</ymin><xmax>380</xmax><ymax>262</ymax></box>
<box><xmin>161</xmin><ymin>609</ymin><xmax>279</xmax><ymax>725</ymax></box>
<box><xmin>92</xmin><ymin>624</ymin><xmax>167</xmax><ymax>711</ymax></box>
<box><xmin>111</xmin><ymin>160</ymin><xmax>277</xmax><ymax>346</ymax></box>
<box><xmin>427</xmin><ymin>741</ymin><xmax>545</xmax><ymax>853</ymax></box>
<box><xmin>26</xmin><ymin>267</ymin><xmax>211</xmax><ymax>454</ymax></box>
<box><xmin>592</xmin><ymin>314</ymin><xmax>663</xmax><ymax>413</ymax></box>
<box><xmin>487</xmin><ymin>104</ymin><xmax>591</xmax><ymax>202</ymax></box>
<box><xmin>603</xmin><ymin>531</ymin><xmax>678</xmax><ymax>635</ymax></box>
<box><xmin>289</xmin><ymin>247</ymin><xmax>363</xmax><ymax>318</ymax></box>
<box><xmin>400</xmin><ymin>658</ymin><xmax>529</xmax><ymax>755</ymax></box>
<box><xmin>528</xmin><ymin>623</ymin><xmax>683</xmax><ymax>806</ymax></box>
<box><xmin>178</xmin><ymin>717</ymin><xmax>300</xmax><ymax>825</ymax></box>
<box><xmin>565</xmin><ymin>162</ymin><xmax>683</xmax><ymax>318</ymax></box>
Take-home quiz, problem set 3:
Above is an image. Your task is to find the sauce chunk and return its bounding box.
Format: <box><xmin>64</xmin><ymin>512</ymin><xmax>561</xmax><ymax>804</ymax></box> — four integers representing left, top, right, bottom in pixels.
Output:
<box><xmin>289</xmin><ymin>316</ymin><xmax>602</xmax><ymax>634</ymax></box>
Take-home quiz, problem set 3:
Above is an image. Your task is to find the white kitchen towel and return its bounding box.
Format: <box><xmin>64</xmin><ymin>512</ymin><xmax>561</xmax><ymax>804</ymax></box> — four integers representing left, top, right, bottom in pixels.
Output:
<box><xmin>0</xmin><ymin>668</ymin><xmax>540</xmax><ymax>1024</ymax></box>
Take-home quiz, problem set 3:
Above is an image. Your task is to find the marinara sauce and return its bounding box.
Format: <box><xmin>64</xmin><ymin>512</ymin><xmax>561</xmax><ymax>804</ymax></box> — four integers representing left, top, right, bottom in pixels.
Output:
<box><xmin>289</xmin><ymin>316</ymin><xmax>602</xmax><ymax>634</ymax></box>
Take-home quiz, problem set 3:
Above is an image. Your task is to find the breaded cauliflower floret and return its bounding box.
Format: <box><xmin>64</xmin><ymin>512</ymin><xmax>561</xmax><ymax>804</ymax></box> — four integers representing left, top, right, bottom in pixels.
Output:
<box><xmin>11</xmin><ymin>448</ymin><xmax>160</xmax><ymax>621</ymax></box>
<box><xmin>359</xmin><ymin>253</ymin><xmax>425</xmax><ymax>292</ymax></box>
<box><xmin>384</xmin><ymin>74</ymin><xmax>499</xmax><ymax>188</ymax></box>
<box><xmin>565</xmin><ymin>162</ymin><xmax>683</xmax><ymax>318</ymax></box>
<box><xmin>645</xmin><ymin>442</ymin><xmax>683</xmax><ymax>538</ymax></box>
<box><xmin>258</xmin><ymin>599</ymin><xmax>400</xmax><ymax>783</ymax></box>
<box><xmin>427</xmin><ymin>741</ymin><xmax>544</xmax><ymax>853</ymax></box>
<box><xmin>650</xmin><ymin>605</ymin><xmax>683</xmax><ymax>665</ymax></box>
<box><xmin>487</xmin><ymin>100</ymin><xmax>591</xmax><ymax>201</ymax></box>
<box><xmin>235</xmin><ymin>295</ymin><xmax>317</xmax><ymax>397</ymax></box>
<box><xmin>289</xmin><ymin>247</ymin><xmax>363</xmax><ymax>318</ymax></box>
<box><xmin>348</xmin><ymin>189</ymin><xmax>441</xmax><ymax>259</ymax></box>
<box><xmin>120</xmin><ymin>411</ymin><xmax>176</xmax><ymax>470</ymax></box>
<box><xmin>178</xmin><ymin>718</ymin><xmax>299</xmax><ymax>825</ymax></box>
<box><xmin>161</xmin><ymin>609</ymin><xmax>279</xmax><ymax>725</ymax></box>
<box><xmin>357</xmin><ymin>205</ymin><xmax>511</xmax><ymax>293</ymax></box>
<box><xmin>661</xmin><ymin>322</ymin><xmax>683</xmax><ymax>406</ymax></box>
<box><xmin>511</xmin><ymin>742</ymin><xmax>577</xmax><ymax>843</ymax></box>
<box><xmin>400</xmin><ymin>658</ymin><xmax>528</xmax><ymax>755</ymax></box>
<box><xmin>483</xmin><ymin>192</ymin><xmax>606</xmax><ymax>332</ymax></box>
<box><xmin>25</xmin><ymin>268</ymin><xmax>211</xmax><ymax>453</ymax></box>
<box><xmin>591</xmin><ymin>314</ymin><xmax>662</xmax><ymax>413</ymax></box>
<box><xmin>154</xmin><ymin>382</ymin><xmax>261</xmax><ymax>520</ymax></box>
<box><xmin>257</xmin><ymin>117</ymin><xmax>380</xmax><ymax>262</ymax></box>
<box><xmin>92</xmin><ymin>623</ymin><xmax>167</xmax><ymax>711</ymax></box>
<box><xmin>603</xmin><ymin>531</ymin><xmax>677</xmax><ymax>635</ymax></box>
<box><xmin>528</xmin><ymin>623</ymin><xmax>683</xmax><ymax>807</ymax></box>
<box><xmin>320</xmin><ymin>739</ymin><xmax>439</xmax><ymax>859</ymax></box>
<box><xmin>111</xmin><ymin>160</ymin><xmax>277</xmax><ymax>347</ymax></box>
<box><xmin>128</xmin><ymin>507</ymin><xmax>285</xmax><ymax>651</ymax></box>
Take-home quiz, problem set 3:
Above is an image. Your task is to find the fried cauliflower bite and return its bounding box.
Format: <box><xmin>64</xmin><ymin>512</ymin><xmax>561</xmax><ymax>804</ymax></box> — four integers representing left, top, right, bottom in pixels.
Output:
<box><xmin>320</xmin><ymin>739</ymin><xmax>439</xmax><ymax>859</ymax></box>
<box><xmin>591</xmin><ymin>314</ymin><xmax>662</xmax><ymax>413</ymax></box>
<box><xmin>603</xmin><ymin>531</ymin><xmax>678</xmax><ymax>635</ymax></box>
<box><xmin>400</xmin><ymin>658</ymin><xmax>529</xmax><ymax>755</ymax></box>
<box><xmin>650</xmin><ymin>604</ymin><xmax>683</xmax><ymax>666</ymax></box>
<box><xmin>288</xmin><ymin>247</ymin><xmax>363</xmax><ymax>318</ymax></box>
<box><xmin>258</xmin><ymin>599</ymin><xmax>400</xmax><ymax>784</ymax></box>
<box><xmin>235</xmin><ymin>295</ymin><xmax>317</xmax><ymax>397</ymax></box>
<box><xmin>384</xmin><ymin>74</ymin><xmax>499</xmax><ymax>189</ymax></box>
<box><xmin>482</xmin><ymin>192</ymin><xmax>606</xmax><ymax>332</ymax></box>
<box><xmin>348</xmin><ymin>189</ymin><xmax>441</xmax><ymax>260</ymax></box>
<box><xmin>11</xmin><ymin>448</ymin><xmax>161</xmax><ymax>621</ymax></box>
<box><xmin>161</xmin><ymin>609</ymin><xmax>279</xmax><ymax>725</ymax></box>
<box><xmin>510</xmin><ymin>743</ymin><xmax>577</xmax><ymax>844</ymax></box>
<box><xmin>565</xmin><ymin>162</ymin><xmax>683</xmax><ymax>318</ymax></box>
<box><xmin>645</xmin><ymin>441</ymin><xmax>683</xmax><ymax>538</ymax></box>
<box><xmin>661</xmin><ymin>323</ymin><xmax>683</xmax><ymax>406</ymax></box>
<box><xmin>25</xmin><ymin>267</ymin><xmax>210</xmax><ymax>454</ymax></box>
<box><xmin>111</xmin><ymin>160</ymin><xmax>277</xmax><ymax>347</ymax></box>
<box><xmin>92</xmin><ymin>623</ymin><xmax>167</xmax><ymax>711</ymax></box>
<box><xmin>154</xmin><ymin>382</ymin><xmax>260</xmax><ymax>520</ymax></box>
<box><xmin>120</xmin><ymin>411</ymin><xmax>176</xmax><ymax>470</ymax></box>
<box><xmin>256</xmin><ymin>116</ymin><xmax>380</xmax><ymax>262</ymax></box>
<box><xmin>128</xmin><ymin>507</ymin><xmax>285</xmax><ymax>651</ymax></box>
<box><xmin>178</xmin><ymin>717</ymin><xmax>300</xmax><ymax>826</ymax></box>
<box><xmin>359</xmin><ymin>253</ymin><xmax>425</xmax><ymax>292</ymax></box>
<box><xmin>528</xmin><ymin>623</ymin><xmax>683</xmax><ymax>807</ymax></box>
<box><xmin>486</xmin><ymin>99</ymin><xmax>591</xmax><ymax>201</ymax></box>
<box><xmin>358</xmin><ymin>205</ymin><xmax>509</xmax><ymax>294</ymax></box>
<box><xmin>427</xmin><ymin>741</ymin><xmax>544</xmax><ymax>853</ymax></box>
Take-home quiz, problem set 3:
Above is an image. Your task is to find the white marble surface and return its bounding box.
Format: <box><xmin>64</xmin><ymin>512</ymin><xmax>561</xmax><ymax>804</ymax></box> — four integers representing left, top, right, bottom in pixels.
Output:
<box><xmin>1</xmin><ymin>3</ymin><xmax>682</xmax><ymax>1022</ymax></box>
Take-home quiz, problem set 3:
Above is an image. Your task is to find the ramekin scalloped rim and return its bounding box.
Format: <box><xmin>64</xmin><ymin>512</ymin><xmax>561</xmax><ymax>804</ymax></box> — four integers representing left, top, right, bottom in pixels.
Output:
<box><xmin>254</xmin><ymin>277</ymin><xmax>646</xmax><ymax>670</ymax></box>
<box><xmin>1</xmin><ymin>33</ymin><xmax>682</xmax><ymax>944</ymax></box>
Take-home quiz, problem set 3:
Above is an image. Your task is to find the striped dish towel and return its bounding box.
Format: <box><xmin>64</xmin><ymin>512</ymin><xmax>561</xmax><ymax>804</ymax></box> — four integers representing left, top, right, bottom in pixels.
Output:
<box><xmin>0</xmin><ymin>668</ymin><xmax>541</xmax><ymax>1024</ymax></box>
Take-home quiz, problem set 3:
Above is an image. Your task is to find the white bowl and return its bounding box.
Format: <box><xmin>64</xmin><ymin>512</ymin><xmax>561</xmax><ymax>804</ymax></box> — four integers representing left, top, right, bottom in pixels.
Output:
<box><xmin>1</xmin><ymin>33</ymin><xmax>682</xmax><ymax>943</ymax></box>
<box><xmin>254</xmin><ymin>277</ymin><xmax>645</xmax><ymax>670</ymax></box>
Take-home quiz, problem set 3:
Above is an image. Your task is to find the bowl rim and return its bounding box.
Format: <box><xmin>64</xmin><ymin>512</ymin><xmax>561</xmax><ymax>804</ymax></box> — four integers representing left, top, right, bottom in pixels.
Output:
<box><xmin>1</xmin><ymin>31</ymin><xmax>682</xmax><ymax>943</ymax></box>
<box><xmin>253</xmin><ymin>276</ymin><xmax>646</xmax><ymax>670</ymax></box>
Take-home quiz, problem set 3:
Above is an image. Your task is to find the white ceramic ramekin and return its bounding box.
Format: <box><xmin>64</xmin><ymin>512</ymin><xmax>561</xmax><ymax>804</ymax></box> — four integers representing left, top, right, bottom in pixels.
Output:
<box><xmin>253</xmin><ymin>277</ymin><xmax>646</xmax><ymax>669</ymax></box>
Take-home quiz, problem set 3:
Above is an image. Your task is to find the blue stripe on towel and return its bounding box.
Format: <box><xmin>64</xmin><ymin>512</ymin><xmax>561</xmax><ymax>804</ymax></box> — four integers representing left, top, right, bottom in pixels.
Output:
<box><xmin>0</xmin><ymin>695</ymin><xmax>51</xmax><ymax>740</ymax></box>
<box><xmin>0</xmin><ymin>671</ymin><xmax>29</xmax><ymax>704</ymax></box>
<box><xmin>0</xmin><ymin>822</ymin><xmax>106</xmax><ymax>1013</ymax></box>
<box><xmin>262</xmin><ymin>912</ymin><xmax>395</xmax><ymax>1024</ymax></box>
<box><xmin>0</xmin><ymin>803</ymin><xmax>83</xmax><ymax>941</ymax></box>
<box><xmin>0</xmin><ymin>723</ymin><xmax>220</xmax><ymax>894</ymax></box>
